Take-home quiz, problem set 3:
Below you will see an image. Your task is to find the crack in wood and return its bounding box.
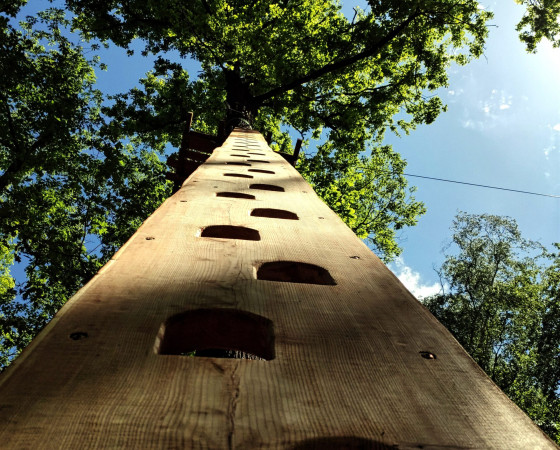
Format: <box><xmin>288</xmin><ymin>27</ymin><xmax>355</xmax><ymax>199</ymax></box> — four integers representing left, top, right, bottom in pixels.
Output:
<box><xmin>227</xmin><ymin>362</ymin><xmax>240</xmax><ymax>450</ymax></box>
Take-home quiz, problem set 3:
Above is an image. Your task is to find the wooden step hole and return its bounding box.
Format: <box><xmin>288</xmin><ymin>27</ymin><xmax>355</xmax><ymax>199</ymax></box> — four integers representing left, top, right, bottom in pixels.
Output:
<box><xmin>224</xmin><ymin>173</ymin><xmax>253</xmax><ymax>178</ymax></box>
<box><xmin>248</xmin><ymin>152</ymin><xmax>265</xmax><ymax>156</ymax></box>
<box><xmin>247</xmin><ymin>159</ymin><xmax>269</xmax><ymax>163</ymax></box>
<box><xmin>256</xmin><ymin>261</ymin><xmax>336</xmax><ymax>285</ymax></box>
<box><xmin>251</xmin><ymin>208</ymin><xmax>298</xmax><ymax>220</ymax></box>
<box><xmin>230</xmin><ymin>154</ymin><xmax>247</xmax><ymax>157</ymax></box>
<box><xmin>226</xmin><ymin>161</ymin><xmax>251</xmax><ymax>166</ymax></box>
<box><xmin>155</xmin><ymin>308</ymin><xmax>275</xmax><ymax>360</ymax></box>
<box><xmin>200</xmin><ymin>225</ymin><xmax>260</xmax><ymax>241</ymax></box>
<box><xmin>292</xmin><ymin>437</ymin><xmax>391</xmax><ymax>449</ymax></box>
<box><xmin>216</xmin><ymin>192</ymin><xmax>255</xmax><ymax>199</ymax></box>
<box><xmin>249</xmin><ymin>183</ymin><xmax>284</xmax><ymax>192</ymax></box>
<box><xmin>249</xmin><ymin>169</ymin><xmax>275</xmax><ymax>174</ymax></box>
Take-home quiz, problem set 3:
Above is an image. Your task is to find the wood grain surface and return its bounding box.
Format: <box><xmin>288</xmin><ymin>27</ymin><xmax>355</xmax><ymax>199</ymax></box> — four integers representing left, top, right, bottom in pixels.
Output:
<box><xmin>0</xmin><ymin>129</ymin><xmax>555</xmax><ymax>449</ymax></box>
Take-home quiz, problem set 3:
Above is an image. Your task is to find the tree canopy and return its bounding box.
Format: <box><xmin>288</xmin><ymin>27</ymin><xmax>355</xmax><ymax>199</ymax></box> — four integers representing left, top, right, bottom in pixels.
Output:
<box><xmin>0</xmin><ymin>5</ymin><xmax>170</xmax><ymax>368</ymax></box>
<box><xmin>424</xmin><ymin>213</ymin><xmax>560</xmax><ymax>443</ymax></box>
<box><xmin>0</xmin><ymin>0</ymin><xmax>558</xmax><ymax>378</ymax></box>
<box><xmin>65</xmin><ymin>0</ymin><xmax>495</xmax><ymax>258</ymax></box>
<box><xmin>516</xmin><ymin>0</ymin><xmax>560</xmax><ymax>52</ymax></box>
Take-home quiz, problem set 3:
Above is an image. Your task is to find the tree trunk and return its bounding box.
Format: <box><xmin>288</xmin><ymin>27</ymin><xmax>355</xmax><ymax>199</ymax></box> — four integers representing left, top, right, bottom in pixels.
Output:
<box><xmin>224</xmin><ymin>66</ymin><xmax>258</xmax><ymax>132</ymax></box>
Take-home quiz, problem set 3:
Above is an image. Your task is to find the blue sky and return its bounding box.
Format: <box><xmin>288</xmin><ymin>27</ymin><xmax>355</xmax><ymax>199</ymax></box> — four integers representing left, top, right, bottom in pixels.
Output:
<box><xmin>384</xmin><ymin>1</ymin><xmax>560</xmax><ymax>296</ymax></box>
<box><xmin>16</xmin><ymin>0</ymin><xmax>560</xmax><ymax>299</ymax></box>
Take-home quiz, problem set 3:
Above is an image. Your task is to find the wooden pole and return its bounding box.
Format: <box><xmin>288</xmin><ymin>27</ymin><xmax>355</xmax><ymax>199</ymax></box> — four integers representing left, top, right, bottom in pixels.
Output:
<box><xmin>179</xmin><ymin>111</ymin><xmax>194</xmax><ymax>157</ymax></box>
<box><xmin>276</xmin><ymin>138</ymin><xmax>302</xmax><ymax>167</ymax></box>
<box><xmin>0</xmin><ymin>129</ymin><xmax>555</xmax><ymax>448</ymax></box>
<box><xmin>291</xmin><ymin>138</ymin><xmax>302</xmax><ymax>166</ymax></box>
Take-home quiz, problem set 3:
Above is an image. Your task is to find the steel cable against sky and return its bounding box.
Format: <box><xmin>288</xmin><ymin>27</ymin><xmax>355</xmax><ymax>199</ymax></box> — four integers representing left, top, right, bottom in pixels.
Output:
<box><xmin>404</xmin><ymin>173</ymin><xmax>560</xmax><ymax>199</ymax></box>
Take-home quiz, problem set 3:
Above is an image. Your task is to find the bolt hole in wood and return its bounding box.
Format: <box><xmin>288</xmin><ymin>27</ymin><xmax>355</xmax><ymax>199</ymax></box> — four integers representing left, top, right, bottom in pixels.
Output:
<box><xmin>249</xmin><ymin>183</ymin><xmax>284</xmax><ymax>192</ymax></box>
<box><xmin>145</xmin><ymin>237</ymin><xmax>155</xmax><ymax>240</ymax></box>
<box><xmin>251</xmin><ymin>208</ymin><xmax>299</xmax><ymax>220</ymax></box>
<box><xmin>420</xmin><ymin>351</ymin><xmax>437</xmax><ymax>360</ymax></box>
<box><xmin>200</xmin><ymin>225</ymin><xmax>260</xmax><ymax>241</ymax></box>
<box><xmin>223</xmin><ymin>173</ymin><xmax>253</xmax><ymax>179</ymax></box>
<box><xmin>155</xmin><ymin>308</ymin><xmax>275</xmax><ymax>360</ymax></box>
<box><xmin>216</xmin><ymin>192</ymin><xmax>256</xmax><ymax>199</ymax></box>
<box><xmin>248</xmin><ymin>169</ymin><xmax>275</xmax><ymax>174</ymax></box>
<box><xmin>69</xmin><ymin>332</ymin><xmax>88</xmax><ymax>340</ymax></box>
<box><xmin>257</xmin><ymin>261</ymin><xmax>336</xmax><ymax>285</ymax></box>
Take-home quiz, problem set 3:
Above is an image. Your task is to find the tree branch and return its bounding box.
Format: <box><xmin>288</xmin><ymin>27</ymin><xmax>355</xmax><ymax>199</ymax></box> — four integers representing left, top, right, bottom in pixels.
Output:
<box><xmin>253</xmin><ymin>11</ymin><xmax>419</xmax><ymax>104</ymax></box>
<box><xmin>200</xmin><ymin>0</ymin><xmax>212</xmax><ymax>15</ymax></box>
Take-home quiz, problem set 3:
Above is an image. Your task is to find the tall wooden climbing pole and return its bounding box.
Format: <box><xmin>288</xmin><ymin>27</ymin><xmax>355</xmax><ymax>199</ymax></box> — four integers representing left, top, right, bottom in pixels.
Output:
<box><xmin>0</xmin><ymin>129</ymin><xmax>555</xmax><ymax>448</ymax></box>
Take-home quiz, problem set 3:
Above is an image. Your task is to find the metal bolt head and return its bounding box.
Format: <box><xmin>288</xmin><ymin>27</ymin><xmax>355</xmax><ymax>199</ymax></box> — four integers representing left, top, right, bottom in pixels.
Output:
<box><xmin>419</xmin><ymin>351</ymin><xmax>437</xmax><ymax>360</ymax></box>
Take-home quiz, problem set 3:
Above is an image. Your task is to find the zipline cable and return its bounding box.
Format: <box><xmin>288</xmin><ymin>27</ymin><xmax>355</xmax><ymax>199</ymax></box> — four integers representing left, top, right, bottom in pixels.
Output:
<box><xmin>403</xmin><ymin>173</ymin><xmax>560</xmax><ymax>199</ymax></box>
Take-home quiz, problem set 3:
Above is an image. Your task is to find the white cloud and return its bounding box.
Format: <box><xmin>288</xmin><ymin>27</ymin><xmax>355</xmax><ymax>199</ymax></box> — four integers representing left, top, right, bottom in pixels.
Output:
<box><xmin>447</xmin><ymin>88</ymin><xmax>464</xmax><ymax>103</ymax></box>
<box><xmin>485</xmin><ymin>90</ymin><xmax>512</xmax><ymax>113</ymax></box>
<box><xmin>552</xmin><ymin>123</ymin><xmax>560</xmax><ymax>131</ymax></box>
<box><xmin>461</xmin><ymin>89</ymin><xmax>513</xmax><ymax>131</ymax></box>
<box><xmin>389</xmin><ymin>258</ymin><xmax>442</xmax><ymax>300</ymax></box>
<box><xmin>461</xmin><ymin>118</ymin><xmax>486</xmax><ymax>131</ymax></box>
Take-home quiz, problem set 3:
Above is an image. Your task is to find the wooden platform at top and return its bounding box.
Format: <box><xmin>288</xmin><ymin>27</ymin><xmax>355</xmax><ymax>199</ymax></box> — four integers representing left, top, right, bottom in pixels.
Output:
<box><xmin>0</xmin><ymin>129</ymin><xmax>555</xmax><ymax>449</ymax></box>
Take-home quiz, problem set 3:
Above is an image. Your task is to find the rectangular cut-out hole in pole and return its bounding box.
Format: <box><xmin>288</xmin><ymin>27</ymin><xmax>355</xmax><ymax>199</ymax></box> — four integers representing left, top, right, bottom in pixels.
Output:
<box><xmin>251</xmin><ymin>208</ymin><xmax>298</xmax><ymax>220</ymax></box>
<box><xmin>226</xmin><ymin>162</ymin><xmax>251</xmax><ymax>166</ymax></box>
<box><xmin>155</xmin><ymin>308</ymin><xmax>275</xmax><ymax>360</ymax></box>
<box><xmin>216</xmin><ymin>192</ymin><xmax>256</xmax><ymax>199</ymax></box>
<box><xmin>249</xmin><ymin>169</ymin><xmax>275</xmax><ymax>174</ymax></box>
<box><xmin>249</xmin><ymin>184</ymin><xmax>284</xmax><ymax>192</ymax></box>
<box><xmin>247</xmin><ymin>160</ymin><xmax>269</xmax><ymax>164</ymax></box>
<box><xmin>224</xmin><ymin>173</ymin><xmax>254</xmax><ymax>179</ymax></box>
<box><xmin>257</xmin><ymin>261</ymin><xmax>336</xmax><ymax>285</ymax></box>
<box><xmin>200</xmin><ymin>225</ymin><xmax>260</xmax><ymax>240</ymax></box>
